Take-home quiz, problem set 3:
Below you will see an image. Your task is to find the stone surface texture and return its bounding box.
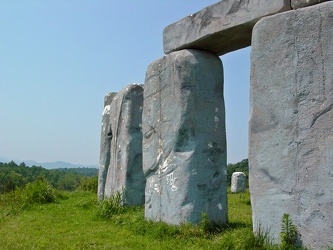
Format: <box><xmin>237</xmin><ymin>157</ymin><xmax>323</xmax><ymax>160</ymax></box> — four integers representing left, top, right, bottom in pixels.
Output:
<box><xmin>103</xmin><ymin>84</ymin><xmax>145</xmax><ymax>206</ymax></box>
<box><xmin>143</xmin><ymin>49</ymin><xmax>227</xmax><ymax>226</ymax></box>
<box><xmin>163</xmin><ymin>0</ymin><xmax>291</xmax><ymax>56</ymax></box>
<box><xmin>231</xmin><ymin>172</ymin><xmax>246</xmax><ymax>193</ymax></box>
<box><xmin>98</xmin><ymin>92</ymin><xmax>117</xmax><ymax>201</ymax></box>
<box><xmin>250</xmin><ymin>3</ymin><xmax>333</xmax><ymax>248</ymax></box>
<box><xmin>291</xmin><ymin>0</ymin><xmax>332</xmax><ymax>9</ymax></box>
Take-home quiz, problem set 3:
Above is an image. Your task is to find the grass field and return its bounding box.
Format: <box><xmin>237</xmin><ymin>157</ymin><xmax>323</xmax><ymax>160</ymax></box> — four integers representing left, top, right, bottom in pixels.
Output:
<box><xmin>0</xmin><ymin>189</ymin><xmax>268</xmax><ymax>250</ymax></box>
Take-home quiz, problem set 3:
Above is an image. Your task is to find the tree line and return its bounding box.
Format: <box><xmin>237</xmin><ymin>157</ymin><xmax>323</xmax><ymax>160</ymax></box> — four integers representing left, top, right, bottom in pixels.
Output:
<box><xmin>1</xmin><ymin>158</ymin><xmax>249</xmax><ymax>194</ymax></box>
<box><xmin>0</xmin><ymin>161</ymin><xmax>98</xmax><ymax>194</ymax></box>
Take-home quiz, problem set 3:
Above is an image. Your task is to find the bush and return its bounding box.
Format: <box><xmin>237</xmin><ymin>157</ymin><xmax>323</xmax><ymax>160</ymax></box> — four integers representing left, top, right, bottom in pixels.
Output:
<box><xmin>80</xmin><ymin>176</ymin><xmax>98</xmax><ymax>193</ymax></box>
<box><xmin>0</xmin><ymin>188</ymin><xmax>26</xmax><ymax>217</ymax></box>
<box><xmin>96</xmin><ymin>190</ymin><xmax>124</xmax><ymax>219</ymax></box>
<box><xmin>0</xmin><ymin>178</ymin><xmax>62</xmax><ymax>219</ymax></box>
<box><xmin>24</xmin><ymin>177</ymin><xmax>58</xmax><ymax>205</ymax></box>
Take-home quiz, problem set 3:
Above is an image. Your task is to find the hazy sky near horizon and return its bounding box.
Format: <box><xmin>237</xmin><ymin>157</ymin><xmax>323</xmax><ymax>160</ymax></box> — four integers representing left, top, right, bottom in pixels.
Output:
<box><xmin>0</xmin><ymin>0</ymin><xmax>250</xmax><ymax>165</ymax></box>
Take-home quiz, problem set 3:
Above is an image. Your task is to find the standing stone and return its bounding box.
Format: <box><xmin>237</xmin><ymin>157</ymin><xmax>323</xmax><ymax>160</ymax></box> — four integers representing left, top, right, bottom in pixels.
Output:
<box><xmin>143</xmin><ymin>49</ymin><xmax>227</xmax><ymax>226</ymax></box>
<box><xmin>98</xmin><ymin>92</ymin><xmax>117</xmax><ymax>201</ymax></box>
<box><xmin>231</xmin><ymin>172</ymin><xmax>246</xmax><ymax>193</ymax></box>
<box><xmin>104</xmin><ymin>84</ymin><xmax>145</xmax><ymax>206</ymax></box>
<box><xmin>250</xmin><ymin>3</ymin><xmax>333</xmax><ymax>248</ymax></box>
<box><xmin>291</xmin><ymin>0</ymin><xmax>331</xmax><ymax>9</ymax></box>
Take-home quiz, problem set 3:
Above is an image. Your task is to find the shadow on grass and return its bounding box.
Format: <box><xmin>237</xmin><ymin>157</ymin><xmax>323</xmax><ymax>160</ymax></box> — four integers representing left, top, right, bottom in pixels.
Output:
<box><xmin>225</xmin><ymin>221</ymin><xmax>251</xmax><ymax>230</ymax></box>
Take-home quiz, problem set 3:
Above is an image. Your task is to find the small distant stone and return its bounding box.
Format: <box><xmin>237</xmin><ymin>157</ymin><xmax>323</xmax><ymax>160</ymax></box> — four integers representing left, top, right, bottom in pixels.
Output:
<box><xmin>231</xmin><ymin>172</ymin><xmax>246</xmax><ymax>193</ymax></box>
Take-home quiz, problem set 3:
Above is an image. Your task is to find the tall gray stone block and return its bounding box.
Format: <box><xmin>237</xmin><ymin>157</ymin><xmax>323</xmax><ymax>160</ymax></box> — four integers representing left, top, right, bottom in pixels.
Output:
<box><xmin>104</xmin><ymin>84</ymin><xmax>145</xmax><ymax>206</ymax></box>
<box><xmin>231</xmin><ymin>172</ymin><xmax>246</xmax><ymax>193</ymax></box>
<box><xmin>163</xmin><ymin>0</ymin><xmax>291</xmax><ymax>56</ymax></box>
<box><xmin>250</xmin><ymin>3</ymin><xmax>333</xmax><ymax>248</ymax></box>
<box><xmin>291</xmin><ymin>0</ymin><xmax>331</xmax><ymax>9</ymax></box>
<box><xmin>143</xmin><ymin>49</ymin><xmax>227</xmax><ymax>226</ymax></box>
<box><xmin>98</xmin><ymin>92</ymin><xmax>117</xmax><ymax>201</ymax></box>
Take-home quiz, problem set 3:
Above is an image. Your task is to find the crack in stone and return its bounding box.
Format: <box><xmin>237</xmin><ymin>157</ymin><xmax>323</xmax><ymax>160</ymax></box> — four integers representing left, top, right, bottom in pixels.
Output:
<box><xmin>310</xmin><ymin>103</ymin><xmax>333</xmax><ymax>128</ymax></box>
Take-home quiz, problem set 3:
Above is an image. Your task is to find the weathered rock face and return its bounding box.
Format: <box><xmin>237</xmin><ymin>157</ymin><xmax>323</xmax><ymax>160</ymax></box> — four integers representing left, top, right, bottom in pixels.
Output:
<box><xmin>291</xmin><ymin>0</ymin><xmax>332</xmax><ymax>9</ymax></box>
<box><xmin>103</xmin><ymin>84</ymin><xmax>145</xmax><ymax>206</ymax></box>
<box><xmin>143</xmin><ymin>49</ymin><xmax>227</xmax><ymax>226</ymax></box>
<box><xmin>163</xmin><ymin>0</ymin><xmax>291</xmax><ymax>56</ymax></box>
<box><xmin>231</xmin><ymin>172</ymin><xmax>246</xmax><ymax>193</ymax></box>
<box><xmin>250</xmin><ymin>2</ymin><xmax>333</xmax><ymax>248</ymax></box>
<box><xmin>98</xmin><ymin>92</ymin><xmax>117</xmax><ymax>201</ymax></box>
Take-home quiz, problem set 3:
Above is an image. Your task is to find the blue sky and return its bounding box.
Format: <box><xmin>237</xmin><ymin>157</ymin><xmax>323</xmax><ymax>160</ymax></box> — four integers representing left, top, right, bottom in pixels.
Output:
<box><xmin>0</xmin><ymin>0</ymin><xmax>250</xmax><ymax>165</ymax></box>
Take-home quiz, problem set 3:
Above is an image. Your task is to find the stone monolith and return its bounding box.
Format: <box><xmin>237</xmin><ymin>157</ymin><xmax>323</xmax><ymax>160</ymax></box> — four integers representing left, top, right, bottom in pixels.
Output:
<box><xmin>98</xmin><ymin>92</ymin><xmax>117</xmax><ymax>201</ymax></box>
<box><xmin>231</xmin><ymin>172</ymin><xmax>246</xmax><ymax>193</ymax></box>
<box><xmin>163</xmin><ymin>0</ymin><xmax>290</xmax><ymax>55</ymax></box>
<box><xmin>143</xmin><ymin>49</ymin><xmax>227</xmax><ymax>226</ymax></box>
<box><xmin>250</xmin><ymin>3</ymin><xmax>333</xmax><ymax>248</ymax></box>
<box><xmin>104</xmin><ymin>84</ymin><xmax>145</xmax><ymax>206</ymax></box>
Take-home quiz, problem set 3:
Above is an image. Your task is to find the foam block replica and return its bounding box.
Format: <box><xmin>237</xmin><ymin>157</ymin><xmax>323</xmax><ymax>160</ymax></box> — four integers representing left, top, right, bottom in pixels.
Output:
<box><xmin>98</xmin><ymin>92</ymin><xmax>117</xmax><ymax>201</ymax></box>
<box><xmin>250</xmin><ymin>3</ymin><xmax>333</xmax><ymax>248</ymax></box>
<box><xmin>143</xmin><ymin>49</ymin><xmax>227</xmax><ymax>226</ymax></box>
<box><xmin>291</xmin><ymin>0</ymin><xmax>332</xmax><ymax>9</ymax></box>
<box><xmin>231</xmin><ymin>172</ymin><xmax>246</xmax><ymax>193</ymax></box>
<box><xmin>163</xmin><ymin>0</ymin><xmax>290</xmax><ymax>55</ymax></box>
<box><xmin>102</xmin><ymin>84</ymin><xmax>145</xmax><ymax>206</ymax></box>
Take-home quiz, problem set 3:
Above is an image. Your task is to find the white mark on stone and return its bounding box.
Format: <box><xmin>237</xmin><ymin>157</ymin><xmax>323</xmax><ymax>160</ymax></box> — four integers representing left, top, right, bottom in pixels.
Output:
<box><xmin>217</xmin><ymin>203</ymin><xmax>223</xmax><ymax>210</ymax></box>
<box><xmin>159</xmin><ymin>157</ymin><xmax>175</xmax><ymax>174</ymax></box>
<box><xmin>149</xmin><ymin>177</ymin><xmax>160</xmax><ymax>193</ymax></box>
<box><xmin>102</xmin><ymin>105</ymin><xmax>111</xmax><ymax>115</ymax></box>
<box><xmin>149</xmin><ymin>177</ymin><xmax>154</xmax><ymax>188</ymax></box>
<box><xmin>154</xmin><ymin>183</ymin><xmax>160</xmax><ymax>193</ymax></box>
<box><xmin>166</xmin><ymin>173</ymin><xmax>178</xmax><ymax>191</ymax></box>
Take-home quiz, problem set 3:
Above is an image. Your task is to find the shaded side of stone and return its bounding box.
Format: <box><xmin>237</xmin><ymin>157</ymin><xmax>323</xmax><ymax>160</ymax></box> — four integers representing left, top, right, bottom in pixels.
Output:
<box><xmin>250</xmin><ymin>3</ymin><xmax>333</xmax><ymax>248</ymax></box>
<box><xmin>291</xmin><ymin>0</ymin><xmax>332</xmax><ymax>9</ymax></box>
<box><xmin>231</xmin><ymin>172</ymin><xmax>246</xmax><ymax>193</ymax></box>
<box><xmin>98</xmin><ymin>92</ymin><xmax>117</xmax><ymax>201</ymax></box>
<box><xmin>104</xmin><ymin>84</ymin><xmax>145</xmax><ymax>206</ymax></box>
<box><xmin>163</xmin><ymin>0</ymin><xmax>291</xmax><ymax>56</ymax></box>
<box><xmin>143</xmin><ymin>49</ymin><xmax>227</xmax><ymax>226</ymax></box>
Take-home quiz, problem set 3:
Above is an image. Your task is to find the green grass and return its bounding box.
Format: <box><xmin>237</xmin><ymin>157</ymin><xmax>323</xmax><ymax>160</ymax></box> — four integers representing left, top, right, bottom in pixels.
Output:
<box><xmin>0</xmin><ymin>189</ymin><xmax>277</xmax><ymax>249</ymax></box>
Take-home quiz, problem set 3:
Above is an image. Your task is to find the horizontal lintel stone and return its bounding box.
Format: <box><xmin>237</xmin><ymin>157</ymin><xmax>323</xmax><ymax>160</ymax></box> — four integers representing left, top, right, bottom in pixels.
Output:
<box><xmin>163</xmin><ymin>0</ymin><xmax>291</xmax><ymax>56</ymax></box>
<box><xmin>291</xmin><ymin>0</ymin><xmax>332</xmax><ymax>9</ymax></box>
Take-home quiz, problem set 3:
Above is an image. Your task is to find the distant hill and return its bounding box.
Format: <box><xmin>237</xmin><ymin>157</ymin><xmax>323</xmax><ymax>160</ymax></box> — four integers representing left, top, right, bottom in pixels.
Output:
<box><xmin>24</xmin><ymin>160</ymin><xmax>98</xmax><ymax>169</ymax></box>
<box><xmin>0</xmin><ymin>158</ymin><xmax>98</xmax><ymax>169</ymax></box>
